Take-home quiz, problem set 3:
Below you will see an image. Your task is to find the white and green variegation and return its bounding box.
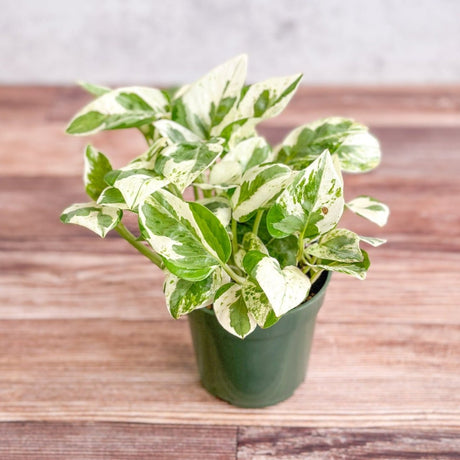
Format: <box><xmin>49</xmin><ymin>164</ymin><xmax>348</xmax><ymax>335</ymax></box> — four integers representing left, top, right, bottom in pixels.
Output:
<box><xmin>346</xmin><ymin>196</ymin><xmax>390</xmax><ymax>227</ymax></box>
<box><xmin>139</xmin><ymin>189</ymin><xmax>231</xmax><ymax>281</ymax></box>
<box><xmin>213</xmin><ymin>283</ymin><xmax>257</xmax><ymax>338</ymax></box>
<box><xmin>67</xmin><ymin>86</ymin><xmax>169</xmax><ymax>135</ymax></box>
<box><xmin>243</xmin><ymin>251</ymin><xmax>310</xmax><ymax>317</ymax></box>
<box><xmin>267</xmin><ymin>150</ymin><xmax>344</xmax><ymax>240</ymax></box>
<box><xmin>62</xmin><ymin>55</ymin><xmax>389</xmax><ymax>340</ymax></box>
<box><xmin>232</xmin><ymin>163</ymin><xmax>292</xmax><ymax>222</ymax></box>
<box><xmin>60</xmin><ymin>203</ymin><xmax>122</xmax><ymax>238</ymax></box>
<box><xmin>164</xmin><ymin>267</ymin><xmax>229</xmax><ymax>319</ymax></box>
<box><xmin>277</xmin><ymin>117</ymin><xmax>381</xmax><ymax>172</ymax></box>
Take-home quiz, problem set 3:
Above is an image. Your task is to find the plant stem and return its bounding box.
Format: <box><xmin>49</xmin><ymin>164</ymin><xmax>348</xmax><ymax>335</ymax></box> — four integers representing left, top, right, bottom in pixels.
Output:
<box><xmin>231</xmin><ymin>218</ymin><xmax>239</xmax><ymax>255</ymax></box>
<box><xmin>296</xmin><ymin>228</ymin><xmax>306</xmax><ymax>265</ymax></box>
<box><xmin>252</xmin><ymin>210</ymin><xmax>263</xmax><ymax>235</ymax></box>
<box><xmin>193</xmin><ymin>185</ymin><xmax>200</xmax><ymax>201</ymax></box>
<box><xmin>168</xmin><ymin>183</ymin><xmax>182</xmax><ymax>198</ymax></box>
<box><xmin>310</xmin><ymin>269</ymin><xmax>325</xmax><ymax>286</ymax></box>
<box><xmin>115</xmin><ymin>222</ymin><xmax>164</xmax><ymax>269</ymax></box>
<box><xmin>222</xmin><ymin>264</ymin><xmax>246</xmax><ymax>285</ymax></box>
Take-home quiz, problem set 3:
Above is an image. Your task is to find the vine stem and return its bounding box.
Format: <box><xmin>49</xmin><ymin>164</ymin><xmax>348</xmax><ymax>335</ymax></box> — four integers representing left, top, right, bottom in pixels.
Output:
<box><xmin>222</xmin><ymin>264</ymin><xmax>246</xmax><ymax>285</ymax></box>
<box><xmin>252</xmin><ymin>210</ymin><xmax>264</xmax><ymax>235</ymax></box>
<box><xmin>296</xmin><ymin>228</ymin><xmax>306</xmax><ymax>264</ymax></box>
<box><xmin>231</xmin><ymin>218</ymin><xmax>239</xmax><ymax>255</ymax></box>
<box><xmin>115</xmin><ymin>222</ymin><xmax>164</xmax><ymax>269</ymax></box>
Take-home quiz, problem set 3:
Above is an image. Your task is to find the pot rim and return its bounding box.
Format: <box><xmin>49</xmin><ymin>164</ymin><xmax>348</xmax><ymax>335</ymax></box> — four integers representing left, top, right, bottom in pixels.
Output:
<box><xmin>197</xmin><ymin>270</ymin><xmax>332</xmax><ymax>318</ymax></box>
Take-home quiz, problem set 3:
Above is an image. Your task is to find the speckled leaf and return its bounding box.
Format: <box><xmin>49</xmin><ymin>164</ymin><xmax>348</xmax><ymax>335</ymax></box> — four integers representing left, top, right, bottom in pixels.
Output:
<box><xmin>266</xmin><ymin>150</ymin><xmax>344</xmax><ymax>240</ymax></box>
<box><xmin>311</xmin><ymin>250</ymin><xmax>370</xmax><ymax>280</ymax></box>
<box><xmin>139</xmin><ymin>189</ymin><xmax>231</xmax><ymax>281</ymax></box>
<box><xmin>305</xmin><ymin>228</ymin><xmax>363</xmax><ymax>263</ymax></box>
<box><xmin>154</xmin><ymin>140</ymin><xmax>223</xmax><ymax>192</ymax></box>
<box><xmin>277</xmin><ymin>117</ymin><xmax>381</xmax><ymax>172</ymax></box>
<box><xmin>241</xmin><ymin>280</ymin><xmax>278</xmax><ymax>329</ymax></box>
<box><xmin>214</xmin><ymin>283</ymin><xmax>257</xmax><ymax>338</ymax></box>
<box><xmin>84</xmin><ymin>145</ymin><xmax>113</xmax><ymax>200</ymax></box>
<box><xmin>67</xmin><ymin>86</ymin><xmax>169</xmax><ymax>135</ymax></box>
<box><xmin>242</xmin><ymin>232</ymin><xmax>269</xmax><ymax>255</ymax></box>
<box><xmin>232</xmin><ymin>163</ymin><xmax>292</xmax><ymax>222</ymax></box>
<box><xmin>346</xmin><ymin>195</ymin><xmax>389</xmax><ymax>227</ymax></box>
<box><xmin>60</xmin><ymin>202</ymin><xmax>122</xmax><ymax>238</ymax></box>
<box><xmin>176</xmin><ymin>55</ymin><xmax>247</xmax><ymax>138</ymax></box>
<box><xmin>164</xmin><ymin>267</ymin><xmax>229</xmax><ymax>319</ymax></box>
<box><xmin>243</xmin><ymin>251</ymin><xmax>311</xmax><ymax>317</ymax></box>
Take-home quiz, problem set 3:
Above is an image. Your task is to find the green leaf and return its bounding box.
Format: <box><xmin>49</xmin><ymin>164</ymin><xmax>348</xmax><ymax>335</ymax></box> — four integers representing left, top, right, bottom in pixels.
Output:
<box><xmin>305</xmin><ymin>228</ymin><xmax>363</xmax><ymax>263</ymax></box>
<box><xmin>84</xmin><ymin>145</ymin><xmax>113</xmax><ymax>200</ymax></box>
<box><xmin>177</xmin><ymin>55</ymin><xmax>248</xmax><ymax>138</ymax></box>
<box><xmin>66</xmin><ymin>86</ymin><xmax>169</xmax><ymax>135</ymax></box>
<box><xmin>97</xmin><ymin>186</ymin><xmax>129</xmax><ymax>210</ymax></box>
<box><xmin>266</xmin><ymin>150</ymin><xmax>344</xmax><ymax>240</ymax></box>
<box><xmin>346</xmin><ymin>196</ymin><xmax>390</xmax><ymax>227</ymax></box>
<box><xmin>310</xmin><ymin>250</ymin><xmax>370</xmax><ymax>280</ymax></box>
<box><xmin>277</xmin><ymin>117</ymin><xmax>381</xmax><ymax>173</ymax></box>
<box><xmin>243</xmin><ymin>251</ymin><xmax>311</xmax><ymax>317</ymax></box>
<box><xmin>60</xmin><ymin>202</ymin><xmax>122</xmax><ymax>238</ymax></box>
<box><xmin>164</xmin><ymin>267</ymin><xmax>229</xmax><ymax>319</ymax></box>
<box><xmin>266</xmin><ymin>235</ymin><xmax>298</xmax><ymax>268</ymax></box>
<box><xmin>139</xmin><ymin>189</ymin><xmax>231</xmax><ymax>281</ymax></box>
<box><xmin>232</xmin><ymin>163</ymin><xmax>292</xmax><ymax>222</ymax></box>
<box><xmin>214</xmin><ymin>283</ymin><xmax>257</xmax><ymax>338</ymax></box>
<box><xmin>198</xmin><ymin>196</ymin><xmax>232</xmax><ymax>227</ymax></box>
<box><xmin>78</xmin><ymin>81</ymin><xmax>111</xmax><ymax>97</ymax></box>
<box><xmin>154</xmin><ymin>139</ymin><xmax>223</xmax><ymax>192</ymax></box>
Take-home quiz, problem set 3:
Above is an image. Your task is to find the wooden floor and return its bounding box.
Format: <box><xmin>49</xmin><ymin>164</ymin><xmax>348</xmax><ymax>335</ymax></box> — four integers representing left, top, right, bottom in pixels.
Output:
<box><xmin>1</xmin><ymin>86</ymin><xmax>460</xmax><ymax>459</ymax></box>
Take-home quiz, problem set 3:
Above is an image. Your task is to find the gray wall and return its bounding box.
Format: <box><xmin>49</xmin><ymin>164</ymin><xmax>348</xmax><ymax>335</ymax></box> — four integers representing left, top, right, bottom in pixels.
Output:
<box><xmin>1</xmin><ymin>0</ymin><xmax>459</xmax><ymax>85</ymax></box>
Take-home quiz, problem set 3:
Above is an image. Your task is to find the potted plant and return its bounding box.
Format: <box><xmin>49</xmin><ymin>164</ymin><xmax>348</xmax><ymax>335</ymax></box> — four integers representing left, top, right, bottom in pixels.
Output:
<box><xmin>61</xmin><ymin>55</ymin><xmax>389</xmax><ymax>408</ymax></box>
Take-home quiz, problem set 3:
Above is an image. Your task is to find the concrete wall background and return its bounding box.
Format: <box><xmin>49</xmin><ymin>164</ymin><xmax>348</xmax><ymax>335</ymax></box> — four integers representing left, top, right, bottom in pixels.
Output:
<box><xmin>1</xmin><ymin>0</ymin><xmax>459</xmax><ymax>85</ymax></box>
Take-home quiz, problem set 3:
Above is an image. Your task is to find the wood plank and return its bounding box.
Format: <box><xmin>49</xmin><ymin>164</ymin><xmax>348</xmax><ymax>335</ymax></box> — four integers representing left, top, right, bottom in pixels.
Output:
<box><xmin>0</xmin><ymin>318</ymin><xmax>457</xmax><ymax>427</ymax></box>
<box><xmin>0</xmin><ymin>422</ymin><xmax>237</xmax><ymax>459</ymax></box>
<box><xmin>237</xmin><ymin>427</ymin><xmax>460</xmax><ymax>459</ymax></box>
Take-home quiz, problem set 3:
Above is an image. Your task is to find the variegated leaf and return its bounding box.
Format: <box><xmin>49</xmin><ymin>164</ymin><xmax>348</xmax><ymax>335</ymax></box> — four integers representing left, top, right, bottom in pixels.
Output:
<box><xmin>139</xmin><ymin>189</ymin><xmax>231</xmax><ymax>281</ymax></box>
<box><xmin>84</xmin><ymin>145</ymin><xmax>113</xmax><ymax>200</ymax></box>
<box><xmin>305</xmin><ymin>228</ymin><xmax>363</xmax><ymax>263</ymax></box>
<box><xmin>266</xmin><ymin>235</ymin><xmax>297</xmax><ymax>269</ymax></box>
<box><xmin>97</xmin><ymin>186</ymin><xmax>129</xmax><ymax>210</ymax></box>
<box><xmin>67</xmin><ymin>86</ymin><xmax>169</xmax><ymax>135</ymax></box>
<box><xmin>154</xmin><ymin>119</ymin><xmax>201</xmax><ymax>143</ymax></box>
<box><xmin>346</xmin><ymin>196</ymin><xmax>390</xmax><ymax>227</ymax></box>
<box><xmin>78</xmin><ymin>81</ymin><xmax>110</xmax><ymax>97</ymax></box>
<box><xmin>232</xmin><ymin>163</ymin><xmax>292</xmax><ymax>222</ymax></box>
<box><xmin>359</xmin><ymin>235</ymin><xmax>387</xmax><ymax>247</ymax></box>
<box><xmin>164</xmin><ymin>267</ymin><xmax>229</xmax><ymax>319</ymax></box>
<box><xmin>174</xmin><ymin>55</ymin><xmax>247</xmax><ymax>138</ymax></box>
<box><xmin>60</xmin><ymin>202</ymin><xmax>122</xmax><ymax>238</ymax></box>
<box><xmin>242</xmin><ymin>232</ymin><xmax>269</xmax><ymax>255</ymax></box>
<box><xmin>214</xmin><ymin>283</ymin><xmax>257</xmax><ymax>338</ymax></box>
<box><xmin>106</xmin><ymin>166</ymin><xmax>168</xmax><ymax>210</ymax></box>
<box><xmin>243</xmin><ymin>251</ymin><xmax>310</xmax><ymax>317</ymax></box>
<box><xmin>277</xmin><ymin>117</ymin><xmax>381</xmax><ymax>172</ymax></box>
<box><xmin>209</xmin><ymin>136</ymin><xmax>272</xmax><ymax>185</ymax></box>
<box><xmin>241</xmin><ymin>280</ymin><xmax>278</xmax><ymax>329</ymax></box>
<box><xmin>198</xmin><ymin>197</ymin><xmax>232</xmax><ymax>227</ymax></box>
<box><xmin>154</xmin><ymin>140</ymin><xmax>223</xmax><ymax>192</ymax></box>
<box><xmin>310</xmin><ymin>250</ymin><xmax>370</xmax><ymax>280</ymax></box>
<box><xmin>266</xmin><ymin>151</ymin><xmax>344</xmax><ymax>240</ymax></box>
<box><xmin>236</xmin><ymin>73</ymin><xmax>302</xmax><ymax>122</ymax></box>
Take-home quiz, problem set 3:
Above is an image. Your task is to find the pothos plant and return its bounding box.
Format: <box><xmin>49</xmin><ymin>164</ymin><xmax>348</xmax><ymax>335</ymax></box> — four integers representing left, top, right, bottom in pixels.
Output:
<box><xmin>61</xmin><ymin>55</ymin><xmax>389</xmax><ymax>339</ymax></box>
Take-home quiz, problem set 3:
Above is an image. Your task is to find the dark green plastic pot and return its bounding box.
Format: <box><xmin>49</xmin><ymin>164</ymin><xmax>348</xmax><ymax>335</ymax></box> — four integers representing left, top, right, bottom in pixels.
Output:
<box><xmin>188</xmin><ymin>271</ymin><xmax>331</xmax><ymax>408</ymax></box>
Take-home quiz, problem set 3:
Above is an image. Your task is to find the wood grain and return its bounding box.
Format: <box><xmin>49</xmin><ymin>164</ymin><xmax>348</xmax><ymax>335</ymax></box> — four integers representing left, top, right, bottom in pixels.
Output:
<box><xmin>237</xmin><ymin>427</ymin><xmax>460</xmax><ymax>459</ymax></box>
<box><xmin>0</xmin><ymin>422</ymin><xmax>237</xmax><ymax>459</ymax></box>
<box><xmin>1</xmin><ymin>86</ymin><xmax>459</xmax><ymax>455</ymax></box>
